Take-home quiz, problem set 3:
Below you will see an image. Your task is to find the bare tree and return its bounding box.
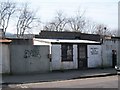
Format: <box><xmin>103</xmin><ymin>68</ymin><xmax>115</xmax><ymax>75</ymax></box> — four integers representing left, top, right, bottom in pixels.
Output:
<box><xmin>67</xmin><ymin>10</ymin><xmax>86</xmax><ymax>32</ymax></box>
<box><xmin>82</xmin><ymin>20</ymin><xmax>97</xmax><ymax>34</ymax></box>
<box><xmin>43</xmin><ymin>22</ymin><xmax>55</xmax><ymax>31</ymax></box>
<box><xmin>110</xmin><ymin>29</ymin><xmax>118</xmax><ymax>36</ymax></box>
<box><xmin>94</xmin><ymin>24</ymin><xmax>111</xmax><ymax>36</ymax></box>
<box><xmin>16</xmin><ymin>3</ymin><xmax>39</xmax><ymax>37</ymax></box>
<box><xmin>43</xmin><ymin>11</ymin><xmax>68</xmax><ymax>31</ymax></box>
<box><xmin>0</xmin><ymin>1</ymin><xmax>16</xmax><ymax>36</ymax></box>
<box><xmin>67</xmin><ymin>17</ymin><xmax>86</xmax><ymax>32</ymax></box>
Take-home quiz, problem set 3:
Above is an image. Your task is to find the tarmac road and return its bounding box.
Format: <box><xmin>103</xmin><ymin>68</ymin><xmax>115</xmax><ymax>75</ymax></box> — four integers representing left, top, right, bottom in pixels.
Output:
<box><xmin>6</xmin><ymin>75</ymin><xmax>119</xmax><ymax>88</ymax></box>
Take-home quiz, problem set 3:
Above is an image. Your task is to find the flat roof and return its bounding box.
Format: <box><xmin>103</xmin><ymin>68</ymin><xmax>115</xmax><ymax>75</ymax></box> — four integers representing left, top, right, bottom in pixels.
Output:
<box><xmin>36</xmin><ymin>31</ymin><xmax>100</xmax><ymax>42</ymax></box>
<box><xmin>34</xmin><ymin>38</ymin><xmax>101</xmax><ymax>44</ymax></box>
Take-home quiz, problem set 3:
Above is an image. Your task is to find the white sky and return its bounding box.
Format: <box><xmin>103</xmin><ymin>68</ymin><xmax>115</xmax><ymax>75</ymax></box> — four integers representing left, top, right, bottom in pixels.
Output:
<box><xmin>1</xmin><ymin>0</ymin><xmax>119</xmax><ymax>34</ymax></box>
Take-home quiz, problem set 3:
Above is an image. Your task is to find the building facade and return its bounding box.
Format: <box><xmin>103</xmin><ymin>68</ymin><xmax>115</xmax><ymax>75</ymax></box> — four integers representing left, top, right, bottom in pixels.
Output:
<box><xmin>34</xmin><ymin>38</ymin><xmax>102</xmax><ymax>70</ymax></box>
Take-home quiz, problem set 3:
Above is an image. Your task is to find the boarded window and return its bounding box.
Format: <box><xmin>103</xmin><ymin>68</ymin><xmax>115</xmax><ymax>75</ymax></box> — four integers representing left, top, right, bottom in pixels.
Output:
<box><xmin>61</xmin><ymin>44</ymin><xmax>73</xmax><ymax>61</ymax></box>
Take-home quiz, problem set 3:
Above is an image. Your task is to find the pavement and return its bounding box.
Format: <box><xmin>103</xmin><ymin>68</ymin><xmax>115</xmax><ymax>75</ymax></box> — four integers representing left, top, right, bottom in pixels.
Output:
<box><xmin>1</xmin><ymin>68</ymin><xmax>117</xmax><ymax>84</ymax></box>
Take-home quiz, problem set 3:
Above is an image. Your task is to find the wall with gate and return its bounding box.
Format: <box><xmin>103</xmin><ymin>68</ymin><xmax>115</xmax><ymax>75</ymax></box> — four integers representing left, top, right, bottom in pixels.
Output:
<box><xmin>10</xmin><ymin>45</ymin><xmax>50</xmax><ymax>74</ymax></box>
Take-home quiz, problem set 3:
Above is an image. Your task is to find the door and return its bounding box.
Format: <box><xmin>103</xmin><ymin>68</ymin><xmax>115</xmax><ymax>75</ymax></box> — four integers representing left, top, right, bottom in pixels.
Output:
<box><xmin>112</xmin><ymin>50</ymin><xmax>117</xmax><ymax>68</ymax></box>
<box><xmin>78</xmin><ymin>44</ymin><xmax>87</xmax><ymax>69</ymax></box>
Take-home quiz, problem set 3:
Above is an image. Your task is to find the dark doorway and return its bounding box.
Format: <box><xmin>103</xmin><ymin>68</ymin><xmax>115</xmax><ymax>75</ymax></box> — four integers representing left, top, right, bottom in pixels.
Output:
<box><xmin>78</xmin><ymin>44</ymin><xmax>87</xmax><ymax>69</ymax></box>
<box><xmin>112</xmin><ymin>50</ymin><xmax>117</xmax><ymax>68</ymax></box>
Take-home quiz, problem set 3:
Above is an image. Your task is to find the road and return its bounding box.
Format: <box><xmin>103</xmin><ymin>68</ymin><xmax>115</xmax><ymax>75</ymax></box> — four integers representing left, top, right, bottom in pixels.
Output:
<box><xmin>4</xmin><ymin>75</ymin><xmax>119</xmax><ymax>88</ymax></box>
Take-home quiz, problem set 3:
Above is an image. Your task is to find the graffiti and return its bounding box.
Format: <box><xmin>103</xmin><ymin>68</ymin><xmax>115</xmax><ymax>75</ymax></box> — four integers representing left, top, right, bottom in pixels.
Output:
<box><xmin>24</xmin><ymin>49</ymin><xmax>41</xmax><ymax>58</ymax></box>
<box><xmin>90</xmin><ymin>48</ymin><xmax>98</xmax><ymax>55</ymax></box>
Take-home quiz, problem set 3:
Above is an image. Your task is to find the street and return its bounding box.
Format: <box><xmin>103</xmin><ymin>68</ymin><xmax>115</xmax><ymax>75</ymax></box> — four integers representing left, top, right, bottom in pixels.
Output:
<box><xmin>5</xmin><ymin>75</ymin><xmax>118</xmax><ymax>88</ymax></box>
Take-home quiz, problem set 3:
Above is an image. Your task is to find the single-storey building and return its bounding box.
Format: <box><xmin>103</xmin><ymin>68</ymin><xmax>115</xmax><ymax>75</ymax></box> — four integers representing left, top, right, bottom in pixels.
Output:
<box><xmin>34</xmin><ymin>31</ymin><xmax>102</xmax><ymax>70</ymax></box>
<box><xmin>33</xmin><ymin>39</ymin><xmax>101</xmax><ymax>70</ymax></box>
<box><xmin>1</xmin><ymin>30</ymin><xmax>119</xmax><ymax>74</ymax></box>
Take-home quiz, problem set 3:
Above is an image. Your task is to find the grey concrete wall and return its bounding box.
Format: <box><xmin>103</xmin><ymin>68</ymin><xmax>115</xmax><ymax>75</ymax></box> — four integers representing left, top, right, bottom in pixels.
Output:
<box><xmin>102</xmin><ymin>40</ymin><xmax>118</xmax><ymax>67</ymax></box>
<box><xmin>0</xmin><ymin>44</ymin><xmax>10</xmax><ymax>74</ymax></box>
<box><xmin>10</xmin><ymin>45</ymin><xmax>50</xmax><ymax>74</ymax></box>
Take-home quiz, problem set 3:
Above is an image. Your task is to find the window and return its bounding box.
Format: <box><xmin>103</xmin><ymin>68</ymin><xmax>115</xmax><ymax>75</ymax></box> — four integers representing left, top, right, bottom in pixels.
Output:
<box><xmin>61</xmin><ymin>44</ymin><xmax>73</xmax><ymax>61</ymax></box>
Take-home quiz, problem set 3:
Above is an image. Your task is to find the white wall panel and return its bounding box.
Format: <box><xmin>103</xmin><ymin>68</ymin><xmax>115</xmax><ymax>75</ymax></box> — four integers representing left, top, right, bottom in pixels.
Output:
<box><xmin>51</xmin><ymin>44</ymin><xmax>78</xmax><ymax>70</ymax></box>
<box><xmin>87</xmin><ymin>45</ymin><xmax>102</xmax><ymax>68</ymax></box>
<box><xmin>73</xmin><ymin>45</ymin><xmax>78</xmax><ymax>69</ymax></box>
<box><xmin>51</xmin><ymin>45</ymin><xmax>61</xmax><ymax>70</ymax></box>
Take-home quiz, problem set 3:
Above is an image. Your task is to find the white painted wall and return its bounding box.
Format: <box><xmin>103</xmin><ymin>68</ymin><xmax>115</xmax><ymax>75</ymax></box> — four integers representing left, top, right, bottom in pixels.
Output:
<box><xmin>51</xmin><ymin>44</ymin><xmax>78</xmax><ymax>70</ymax></box>
<box><xmin>87</xmin><ymin>45</ymin><xmax>102</xmax><ymax>68</ymax></box>
<box><xmin>73</xmin><ymin>45</ymin><xmax>78</xmax><ymax>69</ymax></box>
<box><xmin>33</xmin><ymin>40</ymin><xmax>51</xmax><ymax>46</ymax></box>
<box><xmin>51</xmin><ymin>45</ymin><xmax>61</xmax><ymax>70</ymax></box>
<box><xmin>33</xmin><ymin>39</ymin><xmax>52</xmax><ymax>54</ymax></box>
<box><xmin>0</xmin><ymin>44</ymin><xmax>10</xmax><ymax>74</ymax></box>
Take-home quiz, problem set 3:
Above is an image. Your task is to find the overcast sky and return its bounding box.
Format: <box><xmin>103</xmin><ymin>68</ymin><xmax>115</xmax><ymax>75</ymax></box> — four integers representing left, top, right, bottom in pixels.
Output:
<box><xmin>1</xmin><ymin>0</ymin><xmax>119</xmax><ymax>33</ymax></box>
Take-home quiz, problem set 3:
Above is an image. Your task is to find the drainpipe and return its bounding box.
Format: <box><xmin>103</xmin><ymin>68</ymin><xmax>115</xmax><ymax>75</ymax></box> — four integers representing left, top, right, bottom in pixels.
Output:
<box><xmin>118</xmin><ymin>2</ymin><xmax>120</xmax><ymax>65</ymax></box>
<box><xmin>101</xmin><ymin>36</ymin><xmax>104</xmax><ymax>69</ymax></box>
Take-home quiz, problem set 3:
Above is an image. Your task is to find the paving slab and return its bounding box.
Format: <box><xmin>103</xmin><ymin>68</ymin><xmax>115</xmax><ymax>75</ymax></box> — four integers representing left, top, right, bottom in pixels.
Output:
<box><xmin>2</xmin><ymin>68</ymin><xmax>117</xmax><ymax>84</ymax></box>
